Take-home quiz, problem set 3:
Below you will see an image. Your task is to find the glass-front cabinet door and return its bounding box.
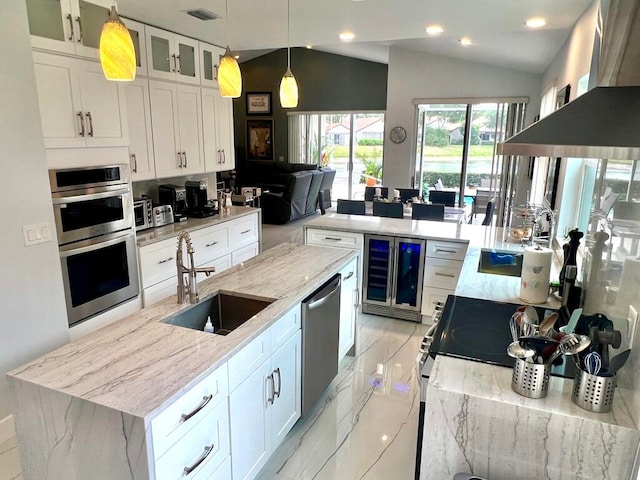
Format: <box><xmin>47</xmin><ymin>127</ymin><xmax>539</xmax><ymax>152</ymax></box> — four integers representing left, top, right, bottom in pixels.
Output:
<box><xmin>145</xmin><ymin>25</ymin><xmax>200</xmax><ymax>85</ymax></box>
<box><xmin>25</xmin><ymin>0</ymin><xmax>111</xmax><ymax>58</ymax></box>
<box><xmin>200</xmin><ymin>42</ymin><xmax>225</xmax><ymax>88</ymax></box>
<box><xmin>122</xmin><ymin>18</ymin><xmax>147</xmax><ymax>77</ymax></box>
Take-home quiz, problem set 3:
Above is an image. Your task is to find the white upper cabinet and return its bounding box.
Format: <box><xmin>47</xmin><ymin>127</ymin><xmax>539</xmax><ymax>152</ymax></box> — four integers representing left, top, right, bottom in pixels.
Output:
<box><xmin>202</xmin><ymin>87</ymin><xmax>236</xmax><ymax>173</ymax></box>
<box><xmin>123</xmin><ymin>78</ymin><xmax>155</xmax><ymax>181</ymax></box>
<box><xmin>121</xmin><ymin>18</ymin><xmax>147</xmax><ymax>77</ymax></box>
<box><xmin>25</xmin><ymin>0</ymin><xmax>112</xmax><ymax>58</ymax></box>
<box><xmin>149</xmin><ymin>80</ymin><xmax>204</xmax><ymax>179</ymax></box>
<box><xmin>33</xmin><ymin>51</ymin><xmax>128</xmax><ymax>149</ymax></box>
<box><xmin>145</xmin><ymin>25</ymin><xmax>200</xmax><ymax>85</ymax></box>
<box><xmin>199</xmin><ymin>42</ymin><xmax>224</xmax><ymax>88</ymax></box>
<box><xmin>215</xmin><ymin>93</ymin><xmax>236</xmax><ymax>170</ymax></box>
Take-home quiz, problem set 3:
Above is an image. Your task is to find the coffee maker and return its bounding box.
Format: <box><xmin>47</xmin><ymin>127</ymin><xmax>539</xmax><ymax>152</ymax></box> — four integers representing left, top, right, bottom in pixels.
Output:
<box><xmin>185</xmin><ymin>180</ymin><xmax>217</xmax><ymax>217</ymax></box>
<box><xmin>158</xmin><ymin>184</ymin><xmax>188</xmax><ymax>222</ymax></box>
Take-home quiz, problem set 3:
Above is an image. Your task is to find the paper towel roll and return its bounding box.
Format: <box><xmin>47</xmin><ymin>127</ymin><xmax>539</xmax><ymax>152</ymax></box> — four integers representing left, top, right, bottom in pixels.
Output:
<box><xmin>520</xmin><ymin>246</ymin><xmax>553</xmax><ymax>304</ymax></box>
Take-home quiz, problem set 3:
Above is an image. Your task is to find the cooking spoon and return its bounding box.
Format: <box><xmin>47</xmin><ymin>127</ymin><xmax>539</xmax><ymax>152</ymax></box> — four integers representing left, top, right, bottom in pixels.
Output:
<box><xmin>606</xmin><ymin>349</ymin><xmax>631</xmax><ymax>375</ymax></box>
<box><xmin>546</xmin><ymin>334</ymin><xmax>591</xmax><ymax>364</ymax></box>
<box><xmin>521</xmin><ymin>306</ymin><xmax>540</xmax><ymax>336</ymax></box>
<box><xmin>519</xmin><ymin>336</ymin><xmax>560</xmax><ymax>363</ymax></box>
<box><xmin>507</xmin><ymin>341</ymin><xmax>535</xmax><ymax>360</ymax></box>
<box><xmin>539</xmin><ymin>312</ymin><xmax>559</xmax><ymax>337</ymax></box>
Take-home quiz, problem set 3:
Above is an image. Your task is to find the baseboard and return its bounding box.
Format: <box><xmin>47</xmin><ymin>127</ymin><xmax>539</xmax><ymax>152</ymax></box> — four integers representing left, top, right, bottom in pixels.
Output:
<box><xmin>0</xmin><ymin>415</ymin><xmax>15</xmax><ymax>445</ymax></box>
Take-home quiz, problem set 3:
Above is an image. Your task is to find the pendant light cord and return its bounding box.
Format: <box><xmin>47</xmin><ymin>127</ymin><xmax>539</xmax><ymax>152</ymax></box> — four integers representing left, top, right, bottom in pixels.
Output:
<box><xmin>287</xmin><ymin>0</ymin><xmax>291</xmax><ymax>68</ymax></box>
<box><xmin>226</xmin><ymin>0</ymin><xmax>230</xmax><ymax>46</ymax></box>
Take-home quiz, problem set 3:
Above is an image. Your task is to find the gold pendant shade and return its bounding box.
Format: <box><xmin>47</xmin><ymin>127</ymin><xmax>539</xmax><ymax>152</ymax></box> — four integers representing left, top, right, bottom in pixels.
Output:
<box><xmin>99</xmin><ymin>6</ymin><xmax>136</xmax><ymax>81</ymax></box>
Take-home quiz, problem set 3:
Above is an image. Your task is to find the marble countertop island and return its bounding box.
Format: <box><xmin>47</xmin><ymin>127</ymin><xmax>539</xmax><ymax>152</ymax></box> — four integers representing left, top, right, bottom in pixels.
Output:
<box><xmin>8</xmin><ymin>243</ymin><xmax>355</xmax><ymax>420</ymax></box>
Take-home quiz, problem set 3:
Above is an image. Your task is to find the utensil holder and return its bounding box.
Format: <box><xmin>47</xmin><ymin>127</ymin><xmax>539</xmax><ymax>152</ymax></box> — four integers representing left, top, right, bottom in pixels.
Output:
<box><xmin>571</xmin><ymin>369</ymin><xmax>616</xmax><ymax>413</ymax></box>
<box><xmin>511</xmin><ymin>358</ymin><xmax>550</xmax><ymax>399</ymax></box>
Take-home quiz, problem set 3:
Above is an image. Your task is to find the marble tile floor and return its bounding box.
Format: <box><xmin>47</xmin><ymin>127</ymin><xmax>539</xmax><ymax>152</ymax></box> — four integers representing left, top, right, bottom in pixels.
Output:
<box><xmin>256</xmin><ymin>313</ymin><xmax>428</xmax><ymax>480</ymax></box>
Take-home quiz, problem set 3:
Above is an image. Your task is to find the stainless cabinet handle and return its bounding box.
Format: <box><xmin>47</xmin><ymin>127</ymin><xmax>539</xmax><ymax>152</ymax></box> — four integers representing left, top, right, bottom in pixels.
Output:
<box><xmin>183</xmin><ymin>444</ymin><xmax>214</xmax><ymax>475</ymax></box>
<box><xmin>217</xmin><ymin>150</ymin><xmax>222</xmax><ymax>164</ymax></box>
<box><xmin>214</xmin><ymin>64</ymin><xmax>218</xmax><ymax>80</ymax></box>
<box><xmin>66</xmin><ymin>14</ymin><xmax>74</xmax><ymax>41</ymax></box>
<box><xmin>182</xmin><ymin>152</ymin><xmax>187</xmax><ymax>168</ymax></box>
<box><xmin>175</xmin><ymin>54</ymin><xmax>181</xmax><ymax>73</ymax></box>
<box><xmin>177</xmin><ymin>152</ymin><xmax>182</xmax><ymax>168</ymax></box>
<box><xmin>240</xmin><ymin>229</ymin><xmax>251</xmax><ymax>234</ymax></box>
<box><xmin>131</xmin><ymin>153</ymin><xmax>137</xmax><ymax>173</ymax></box>
<box><xmin>171</xmin><ymin>54</ymin><xmax>177</xmax><ymax>72</ymax></box>
<box><xmin>323</xmin><ymin>237</ymin><xmax>342</xmax><ymax>241</ymax></box>
<box><xmin>266</xmin><ymin>374</ymin><xmax>275</xmax><ymax>406</ymax></box>
<box><xmin>221</xmin><ymin>149</ymin><xmax>226</xmax><ymax>163</ymax></box>
<box><xmin>158</xmin><ymin>257</ymin><xmax>174</xmax><ymax>264</ymax></box>
<box><xmin>75</xmin><ymin>16</ymin><xmax>83</xmax><ymax>43</ymax></box>
<box><xmin>435</xmin><ymin>248</ymin><xmax>457</xmax><ymax>254</ymax></box>
<box><xmin>344</xmin><ymin>271</ymin><xmax>354</xmax><ymax>280</ymax></box>
<box><xmin>205</xmin><ymin>241</ymin><xmax>218</xmax><ymax>247</ymax></box>
<box><xmin>77</xmin><ymin>112</ymin><xmax>85</xmax><ymax>137</ymax></box>
<box><xmin>354</xmin><ymin>287</ymin><xmax>359</xmax><ymax>307</ymax></box>
<box><xmin>273</xmin><ymin>368</ymin><xmax>281</xmax><ymax>399</ymax></box>
<box><xmin>86</xmin><ymin>112</ymin><xmax>93</xmax><ymax>137</ymax></box>
<box><xmin>180</xmin><ymin>394</ymin><xmax>213</xmax><ymax>422</ymax></box>
<box><xmin>434</xmin><ymin>272</ymin><xmax>455</xmax><ymax>278</ymax></box>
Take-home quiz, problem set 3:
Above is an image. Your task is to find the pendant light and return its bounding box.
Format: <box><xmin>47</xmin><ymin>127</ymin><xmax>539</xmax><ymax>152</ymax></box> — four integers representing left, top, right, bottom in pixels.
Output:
<box><xmin>279</xmin><ymin>0</ymin><xmax>298</xmax><ymax>108</ymax></box>
<box><xmin>218</xmin><ymin>0</ymin><xmax>242</xmax><ymax>98</ymax></box>
<box><xmin>99</xmin><ymin>3</ymin><xmax>136</xmax><ymax>81</ymax></box>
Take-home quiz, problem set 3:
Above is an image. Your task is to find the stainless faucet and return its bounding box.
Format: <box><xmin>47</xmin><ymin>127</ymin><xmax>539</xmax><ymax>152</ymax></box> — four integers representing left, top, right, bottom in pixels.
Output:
<box><xmin>531</xmin><ymin>207</ymin><xmax>556</xmax><ymax>247</ymax></box>
<box><xmin>176</xmin><ymin>231</ymin><xmax>216</xmax><ymax>304</ymax></box>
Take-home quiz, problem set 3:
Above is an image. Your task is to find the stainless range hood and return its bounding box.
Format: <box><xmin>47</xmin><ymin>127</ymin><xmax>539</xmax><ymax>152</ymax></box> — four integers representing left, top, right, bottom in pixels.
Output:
<box><xmin>499</xmin><ymin>0</ymin><xmax>640</xmax><ymax>160</ymax></box>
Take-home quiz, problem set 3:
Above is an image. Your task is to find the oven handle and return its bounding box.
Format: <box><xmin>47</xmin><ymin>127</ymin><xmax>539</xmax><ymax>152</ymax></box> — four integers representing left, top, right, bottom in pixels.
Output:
<box><xmin>59</xmin><ymin>231</ymin><xmax>132</xmax><ymax>257</ymax></box>
<box><xmin>52</xmin><ymin>187</ymin><xmax>130</xmax><ymax>205</ymax></box>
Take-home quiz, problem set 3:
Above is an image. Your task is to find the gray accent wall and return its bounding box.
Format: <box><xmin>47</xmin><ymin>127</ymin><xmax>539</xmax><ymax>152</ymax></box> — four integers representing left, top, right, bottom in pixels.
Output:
<box><xmin>233</xmin><ymin>48</ymin><xmax>388</xmax><ymax>165</ymax></box>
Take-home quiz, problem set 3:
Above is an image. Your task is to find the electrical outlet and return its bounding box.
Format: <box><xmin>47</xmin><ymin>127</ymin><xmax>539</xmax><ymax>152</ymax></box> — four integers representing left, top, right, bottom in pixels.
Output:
<box><xmin>628</xmin><ymin>305</ymin><xmax>639</xmax><ymax>347</ymax></box>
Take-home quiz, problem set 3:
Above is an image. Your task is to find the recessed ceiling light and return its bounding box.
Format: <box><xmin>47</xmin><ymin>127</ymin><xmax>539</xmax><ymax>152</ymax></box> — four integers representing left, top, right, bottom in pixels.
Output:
<box><xmin>339</xmin><ymin>31</ymin><xmax>355</xmax><ymax>41</ymax></box>
<box><xmin>184</xmin><ymin>9</ymin><xmax>219</xmax><ymax>21</ymax></box>
<box><xmin>459</xmin><ymin>37</ymin><xmax>472</xmax><ymax>46</ymax></box>
<box><xmin>525</xmin><ymin>17</ymin><xmax>546</xmax><ymax>28</ymax></box>
<box><xmin>306</xmin><ymin>45</ymin><xmax>313</xmax><ymax>49</ymax></box>
<box><xmin>234</xmin><ymin>55</ymin><xmax>240</xmax><ymax>59</ymax></box>
<box><xmin>425</xmin><ymin>25</ymin><xmax>444</xmax><ymax>35</ymax></box>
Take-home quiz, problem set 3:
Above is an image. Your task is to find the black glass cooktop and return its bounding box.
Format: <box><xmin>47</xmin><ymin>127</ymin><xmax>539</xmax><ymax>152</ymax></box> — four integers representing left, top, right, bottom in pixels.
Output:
<box><xmin>430</xmin><ymin>295</ymin><xmax>576</xmax><ymax>379</ymax></box>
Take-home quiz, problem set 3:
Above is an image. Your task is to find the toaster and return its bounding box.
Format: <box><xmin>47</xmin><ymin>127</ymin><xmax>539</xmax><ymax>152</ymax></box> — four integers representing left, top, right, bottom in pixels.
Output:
<box><xmin>153</xmin><ymin>205</ymin><xmax>174</xmax><ymax>227</ymax></box>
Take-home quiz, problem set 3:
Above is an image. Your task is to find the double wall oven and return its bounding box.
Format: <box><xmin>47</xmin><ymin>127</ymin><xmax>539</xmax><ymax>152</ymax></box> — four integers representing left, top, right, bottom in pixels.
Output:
<box><xmin>50</xmin><ymin>165</ymin><xmax>139</xmax><ymax>326</ymax></box>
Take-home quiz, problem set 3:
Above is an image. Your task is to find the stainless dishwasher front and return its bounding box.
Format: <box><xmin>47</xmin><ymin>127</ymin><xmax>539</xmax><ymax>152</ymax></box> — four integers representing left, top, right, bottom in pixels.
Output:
<box><xmin>301</xmin><ymin>273</ymin><xmax>341</xmax><ymax>417</ymax></box>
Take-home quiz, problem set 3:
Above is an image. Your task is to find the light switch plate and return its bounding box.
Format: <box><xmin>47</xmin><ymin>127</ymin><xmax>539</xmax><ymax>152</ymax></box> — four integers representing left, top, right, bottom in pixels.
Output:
<box><xmin>23</xmin><ymin>222</ymin><xmax>52</xmax><ymax>247</ymax></box>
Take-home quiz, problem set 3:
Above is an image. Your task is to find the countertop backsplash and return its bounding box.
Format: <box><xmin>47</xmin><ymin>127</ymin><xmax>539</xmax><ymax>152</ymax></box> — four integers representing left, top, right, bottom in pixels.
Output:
<box><xmin>132</xmin><ymin>172</ymin><xmax>220</xmax><ymax>204</ymax></box>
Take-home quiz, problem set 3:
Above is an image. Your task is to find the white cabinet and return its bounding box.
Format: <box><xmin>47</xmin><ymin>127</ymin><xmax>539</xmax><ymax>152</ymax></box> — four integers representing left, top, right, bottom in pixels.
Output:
<box><xmin>339</xmin><ymin>256</ymin><xmax>359</xmax><ymax>360</ymax></box>
<box><xmin>25</xmin><ymin>0</ymin><xmax>111</xmax><ymax>57</ymax></box>
<box><xmin>123</xmin><ymin>78</ymin><xmax>155</xmax><ymax>181</ymax></box>
<box><xmin>199</xmin><ymin>42</ymin><xmax>224</xmax><ymax>88</ymax></box>
<box><xmin>149</xmin><ymin>80</ymin><xmax>204</xmax><ymax>178</ymax></box>
<box><xmin>145</xmin><ymin>25</ymin><xmax>200</xmax><ymax>85</ymax></box>
<box><xmin>202</xmin><ymin>88</ymin><xmax>236</xmax><ymax>173</ymax></box>
<box><xmin>229</xmin><ymin>327</ymin><xmax>301</xmax><ymax>480</ymax></box>
<box><xmin>421</xmin><ymin>240</ymin><xmax>468</xmax><ymax>317</ymax></box>
<box><xmin>33</xmin><ymin>51</ymin><xmax>129</xmax><ymax>149</ymax></box>
<box><xmin>121</xmin><ymin>17</ymin><xmax>147</xmax><ymax>77</ymax></box>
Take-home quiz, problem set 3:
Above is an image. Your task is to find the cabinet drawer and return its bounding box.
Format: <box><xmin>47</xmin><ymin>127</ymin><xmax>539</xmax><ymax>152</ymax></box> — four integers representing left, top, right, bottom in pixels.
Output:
<box><xmin>151</xmin><ymin>364</ymin><xmax>229</xmax><ymax>460</ymax></box>
<box><xmin>305</xmin><ymin>228</ymin><xmax>363</xmax><ymax>250</ymax></box>
<box><xmin>143</xmin><ymin>276</ymin><xmax>177</xmax><ymax>307</ymax></box>
<box><xmin>155</xmin><ymin>403</ymin><xmax>230</xmax><ymax>480</ymax></box>
<box><xmin>192</xmin><ymin>225</ymin><xmax>229</xmax><ymax>265</ymax></box>
<box><xmin>139</xmin><ymin>238</ymin><xmax>178</xmax><ymax>288</ymax></box>
<box><xmin>421</xmin><ymin>287</ymin><xmax>450</xmax><ymax>317</ymax></box>
<box><xmin>228</xmin><ymin>215</ymin><xmax>259</xmax><ymax>249</ymax></box>
<box><xmin>206</xmin><ymin>456</ymin><xmax>231</xmax><ymax>480</ymax></box>
<box><xmin>270</xmin><ymin>305</ymin><xmax>301</xmax><ymax>353</ymax></box>
<box><xmin>423</xmin><ymin>258</ymin><xmax>462</xmax><ymax>290</ymax></box>
<box><xmin>231</xmin><ymin>242</ymin><xmax>259</xmax><ymax>266</ymax></box>
<box><xmin>228</xmin><ymin>329</ymin><xmax>271</xmax><ymax>392</ymax></box>
<box><xmin>426</xmin><ymin>240</ymin><xmax>468</xmax><ymax>261</ymax></box>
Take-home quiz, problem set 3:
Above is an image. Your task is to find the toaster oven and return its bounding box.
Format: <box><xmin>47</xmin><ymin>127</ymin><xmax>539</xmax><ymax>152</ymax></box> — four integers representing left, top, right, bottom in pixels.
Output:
<box><xmin>133</xmin><ymin>198</ymin><xmax>153</xmax><ymax>231</ymax></box>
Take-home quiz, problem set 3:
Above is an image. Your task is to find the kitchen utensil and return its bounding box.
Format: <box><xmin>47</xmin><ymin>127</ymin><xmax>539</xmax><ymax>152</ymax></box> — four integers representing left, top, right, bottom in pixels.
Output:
<box><xmin>589</xmin><ymin>326</ymin><xmax>622</xmax><ymax>367</ymax></box>
<box><xmin>559</xmin><ymin>307</ymin><xmax>583</xmax><ymax>334</ymax></box>
<box><xmin>507</xmin><ymin>341</ymin><xmax>535</xmax><ymax>360</ymax></box>
<box><xmin>544</xmin><ymin>333</ymin><xmax>590</xmax><ymax>364</ymax></box>
<box><xmin>509</xmin><ymin>313</ymin><xmax>521</xmax><ymax>342</ymax></box>
<box><xmin>572</xmin><ymin>369</ymin><xmax>617</xmax><ymax>413</ymax></box>
<box><xmin>521</xmin><ymin>306</ymin><xmax>540</xmax><ymax>336</ymax></box>
<box><xmin>607</xmin><ymin>349</ymin><xmax>631</xmax><ymax>375</ymax></box>
<box><xmin>539</xmin><ymin>312</ymin><xmax>558</xmax><ymax>337</ymax></box>
<box><xmin>584</xmin><ymin>351</ymin><xmax>602</xmax><ymax>375</ymax></box>
<box><xmin>519</xmin><ymin>336</ymin><xmax>560</xmax><ymax>363</ymax></box>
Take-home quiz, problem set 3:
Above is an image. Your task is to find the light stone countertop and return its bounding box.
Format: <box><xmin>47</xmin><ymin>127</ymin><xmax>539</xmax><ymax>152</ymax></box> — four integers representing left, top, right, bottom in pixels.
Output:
<box><xmin>8</xmin><ymin>243</ymin><xmax>355</xmax><ymax>421</ymax></box>
<box><xmin>136</xmin><ymin>206</ymin><xmax>260</xmax><ymax>247</ymax></box>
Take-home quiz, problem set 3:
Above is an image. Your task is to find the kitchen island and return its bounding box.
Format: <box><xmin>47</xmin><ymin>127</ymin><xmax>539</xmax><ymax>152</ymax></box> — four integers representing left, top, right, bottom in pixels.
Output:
<box><xmin>7</xmin><ymin>243</ymin><xmax>356</xmax><ymax>480</ymax></box>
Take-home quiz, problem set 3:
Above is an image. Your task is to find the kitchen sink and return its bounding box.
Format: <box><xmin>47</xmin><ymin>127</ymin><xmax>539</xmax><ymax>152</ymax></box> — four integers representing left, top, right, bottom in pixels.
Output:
<box><xmin>162</xmin><ymin>291</ymin><xmax>275</xmax><ymax>335</ymax></box>
<box><xmin>477</xmin><ymin>248</ymin><xmax>523</xmax><ymax>277</ymax></box>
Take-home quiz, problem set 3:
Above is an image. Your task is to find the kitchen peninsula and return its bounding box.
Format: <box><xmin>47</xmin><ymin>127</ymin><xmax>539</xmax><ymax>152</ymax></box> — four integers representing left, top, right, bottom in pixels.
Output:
<box><xmin>7</xmin><ymin>243</ymin><xmax>356</xmax><ymax>480</ymax></box>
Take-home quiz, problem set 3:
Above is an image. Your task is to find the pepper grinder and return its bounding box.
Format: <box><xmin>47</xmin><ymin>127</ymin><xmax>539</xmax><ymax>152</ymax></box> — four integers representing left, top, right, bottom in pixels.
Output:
<box><xmin>558</xmin><ymin>228</ymin><xmax>583</xmax><ymax>296</ymax></box>
<box><xmin>583</xmin><ymin>230</ymin><xmax>609</xmax><ymax>314</ymax></box>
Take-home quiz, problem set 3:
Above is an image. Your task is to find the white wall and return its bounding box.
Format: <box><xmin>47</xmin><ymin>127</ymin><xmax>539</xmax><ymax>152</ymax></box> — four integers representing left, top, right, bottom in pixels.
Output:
<box><xmin>0</xmin><ymin>0</ymin><xmax>70</xmax><ymax>419</ymax></box>
<box><xmin>382</xmin><ymin>47</ymin><xmax>542</xmax><ymax>189</ymax></box>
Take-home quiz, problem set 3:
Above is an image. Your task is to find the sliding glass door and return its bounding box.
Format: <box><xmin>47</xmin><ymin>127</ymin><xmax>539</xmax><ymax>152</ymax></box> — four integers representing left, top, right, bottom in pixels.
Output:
<box><xmin>289</xmin><ymin>112</ymin><xmax>385</xmax><ymax>200</ymax></box>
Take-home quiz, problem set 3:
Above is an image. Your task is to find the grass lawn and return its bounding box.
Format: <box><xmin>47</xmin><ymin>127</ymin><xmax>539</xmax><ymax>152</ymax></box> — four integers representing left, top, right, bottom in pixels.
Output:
<box><xmin>327</xmin><ymin>144</ymin><xmax>495</xmax><ymax>159</ymax></box>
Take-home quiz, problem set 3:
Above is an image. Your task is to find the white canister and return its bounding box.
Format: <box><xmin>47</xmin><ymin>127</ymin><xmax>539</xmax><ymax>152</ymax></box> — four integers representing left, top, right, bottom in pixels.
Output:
<box><xmin>520</xmin><ymin>246</ymin><xmax>553</xmax><ymax>304</ymax></box>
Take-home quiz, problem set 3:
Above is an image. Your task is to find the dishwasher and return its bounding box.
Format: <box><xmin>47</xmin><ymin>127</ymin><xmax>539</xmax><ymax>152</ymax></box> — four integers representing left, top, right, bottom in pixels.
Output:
<box><xmin>301</xmin><ymin>273</ymin><xmax>341</xmax><ymax>417</ymax></box>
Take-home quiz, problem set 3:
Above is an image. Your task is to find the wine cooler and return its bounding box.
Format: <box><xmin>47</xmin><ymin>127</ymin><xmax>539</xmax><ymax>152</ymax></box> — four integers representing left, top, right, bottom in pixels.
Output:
<box><xmin>362</xmin><ymin>235</ymin><xmax>426</xmax><ymax>322</ymax></box>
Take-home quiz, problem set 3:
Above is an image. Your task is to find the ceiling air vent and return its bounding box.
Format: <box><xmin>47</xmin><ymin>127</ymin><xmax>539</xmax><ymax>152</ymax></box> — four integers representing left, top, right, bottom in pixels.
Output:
<box><xmin>185</xmin><ymin>9</ymin><xmax>219</xmax><ymax>21</ymax></box>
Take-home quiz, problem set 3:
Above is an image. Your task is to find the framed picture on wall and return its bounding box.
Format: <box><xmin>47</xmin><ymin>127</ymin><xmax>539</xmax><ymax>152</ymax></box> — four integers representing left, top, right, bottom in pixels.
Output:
<box><xmin>555</xmin><ymin>84</ymin><xmax>571</xmax><ymax>110</ymax></box>
<box><xmin>246</xmin><ymin>92</ymin><xmax>272</xmax><ymax>115</ymax></box>
<box><xmin>247</xmin><ymin>119</ymin><xmax>274</xmax><ymax>161</ymax></box>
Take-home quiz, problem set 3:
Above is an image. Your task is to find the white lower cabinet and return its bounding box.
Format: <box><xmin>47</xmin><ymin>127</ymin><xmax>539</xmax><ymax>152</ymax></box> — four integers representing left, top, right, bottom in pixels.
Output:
<box><xmin>229</xmin><ymin>324</ymin><xmax>301</xmax><ymax>480</ymax></box>
<box><xmin>339</xmin><ymin>257</ymin><xmax>358</xmax><ymax>360</ymax></box>
<box><xmin>421</xmin><ymin>240</ymin><xmax>468</xmax><ymax>317</ymax></box>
